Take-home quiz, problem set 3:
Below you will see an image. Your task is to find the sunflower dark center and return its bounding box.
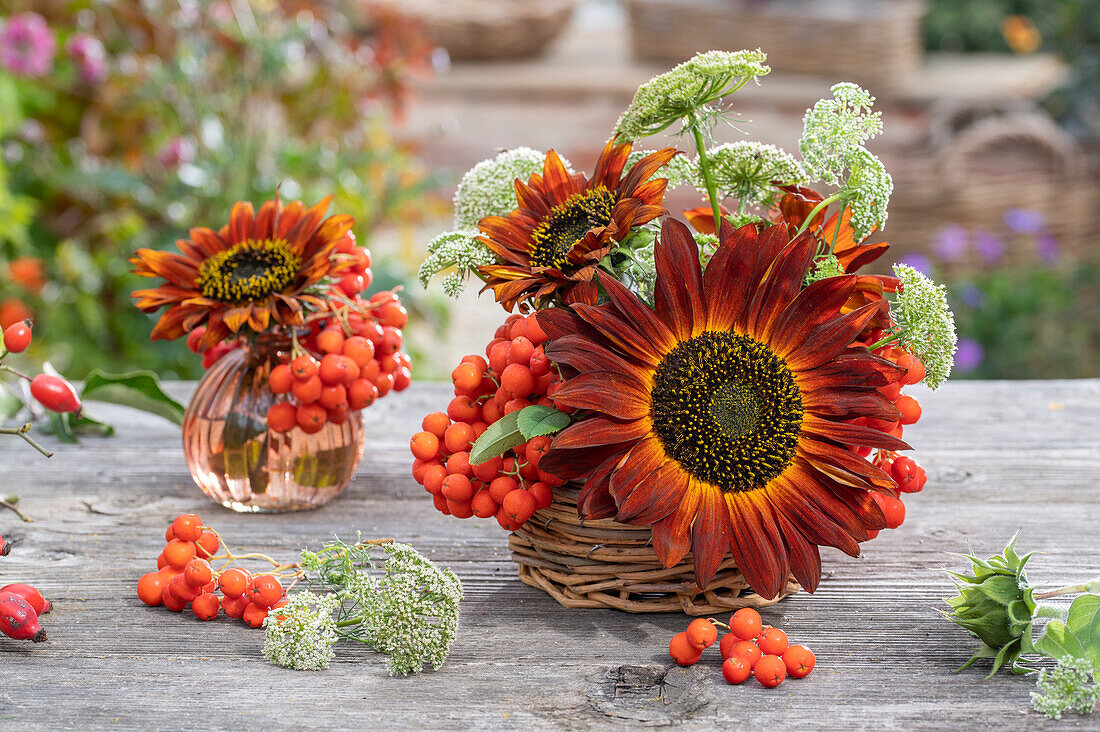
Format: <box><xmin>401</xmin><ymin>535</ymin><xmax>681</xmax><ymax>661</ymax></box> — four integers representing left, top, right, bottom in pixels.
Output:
<box><xmin>649</xmin><ymin>331</ymin><xmax>803</xmax><ymax>493</ymax></box>
<box><xmin>197</xmin><ymin>238</ymin><xmax>300</xmax><ymax>303</ymax></box>
<box><xmin>528</xmin><ymin>186</ymin><xmax>617</xmax><ymax>270</ymax></box>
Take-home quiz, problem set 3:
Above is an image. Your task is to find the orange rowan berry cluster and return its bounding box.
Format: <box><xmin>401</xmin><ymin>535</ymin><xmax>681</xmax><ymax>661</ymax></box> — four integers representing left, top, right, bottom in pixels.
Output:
<box><xmin>845</xmin><ymin>337</ymin><xmax>931</xmax><ymax>538</ymax></box>
<box><xmin>669</xmin><ymin>609</ymin><xmax>815</xmax><ymax>689</ymax></box>
<box><xmin>136</xmin><ymin>513</ymin><xmax>293</xmax><ymax>628</ymax></box>
<box><xmin>409</xmin><ymin>312</ymin><xmax>566</xmax><ymax>530</ymax></box>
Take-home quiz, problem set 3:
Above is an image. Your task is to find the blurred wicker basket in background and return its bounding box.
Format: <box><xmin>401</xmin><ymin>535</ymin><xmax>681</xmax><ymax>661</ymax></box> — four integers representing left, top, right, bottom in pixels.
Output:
<box><xmin>378</xmin><ymin>0</ymin><xmax>580</xmax><ymax>61</ymax></box>
<box><xmin>624</xmin><ymin>0</ymin><xmax>925</xmax><ymax>87</ymax></box>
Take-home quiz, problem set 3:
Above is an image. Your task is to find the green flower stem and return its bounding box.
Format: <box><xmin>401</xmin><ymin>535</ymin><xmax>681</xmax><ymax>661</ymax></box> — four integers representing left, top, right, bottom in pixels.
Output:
<box><xmin>688</xmin><ymin>113</ymin><xmax>723</xmax><ymax>233</ymax></box>
<box><xmin>1035</xmin><ymin>579</ymin><xmax>1100</xmax><ymax>600</ymax></box>
<box><xmin>0</xmin><ymin>364</ymin><xmax>32</xmax><ymax>381</ymax></box>
<box><xmin>867</xmin><ymin>331</ymin><xmax>900</xmax><ymax>352</ymax></box>
<box><xmin>793</xmin><ymin>193</ymin><xmax>842</xmax><ymax>239</ymax></box>
<box><xmin>0</xmin><ymin>423</ymin><xmax>53</xmax><ymax>459</ymax></box>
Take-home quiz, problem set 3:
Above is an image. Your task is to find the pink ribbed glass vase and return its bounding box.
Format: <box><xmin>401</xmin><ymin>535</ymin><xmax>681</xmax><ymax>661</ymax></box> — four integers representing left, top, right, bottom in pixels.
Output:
<box><xmin>181</xmin><ymin>334</ymin><xmax>364</xmax><ymax>512</ymax></box>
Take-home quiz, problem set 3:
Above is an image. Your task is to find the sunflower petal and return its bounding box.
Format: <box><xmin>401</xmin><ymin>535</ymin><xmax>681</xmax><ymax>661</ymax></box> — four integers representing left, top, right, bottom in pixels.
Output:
<box><xmin>690</xmin><ymin>482</ymin><xmax>733</xmax><ymax>589</ymax></box>
<box><xmin>772</xmin><ymin>511</ymin><xmax>822</xmax><ymax>592</ymax></box>
<box><xmin>654</xmin><ymin>218</ymin><xmax>707</xmax><ymax>339</ymax></box>
<box><xmin>783</xmin><ymin>301</ymin><xmax>883</xmax><ymax>371</ymax></box>
<box><xmin>615</xmin><ymin>461</ymin><xmax>688</xmax><ymax>525</ymax></box>
<box><xmin>725</xmin><ymin>492</ymin><xmax>785</xmax><ymax>599</ymax></box>
<box><xmin>650</xmin><ymin>485</ymin><xmax>702</xmax><ymax>568</ymax></box>
<box><xmin>551</xmin><ymin>417</ymin><xmax>649</xmax><ymax>449</ymax></box>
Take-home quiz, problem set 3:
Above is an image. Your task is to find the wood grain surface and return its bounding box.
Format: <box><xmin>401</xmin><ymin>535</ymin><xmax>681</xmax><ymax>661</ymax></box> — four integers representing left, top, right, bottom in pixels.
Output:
<box><xmin>1</xmin><ymin>380</ymin><xmax>1098</xmax><ymax>730</ymax></box>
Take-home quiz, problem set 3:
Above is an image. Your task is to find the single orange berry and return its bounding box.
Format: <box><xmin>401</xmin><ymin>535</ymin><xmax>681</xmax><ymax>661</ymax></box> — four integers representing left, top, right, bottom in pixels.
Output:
<box><xmin>192</xmin><ymin>592</ymin><xmax>220</xmax><ymax>621</ymax></box>
<box><xmin>218</xmin><ymin>567</ymin><xmax>250</xmax><ymax>598</ymax></box>
<box><xmin>783</xmin><ymin>644</ymin><xmax>816</xmax><ymax>678</ymax></box>
<box><xmin>730</xmin><ymin>607</ymin><xmax>762</xmax><ymax>640</ymax></box>
<box><xmin>137</xmin><ymin>571</ymin><xmax>168</xmax><ymax>607</ymax></box>
<box><xmin>269</xmin><ymin>364</ymin><xmax>295</xmax><ymax>394</ymax></box>
<box><xmin>757</xmin><ymin>627</ymin><xmax>789</xmax><ymax>656</ymax></box>
<box><xmin>722</xmin><ymin>656</ymin><xmax>752</xmax><ymax>684</ymax></box>
<box><xmin>422</xmin><ymin>411</ymin><xmax>450</xmax><ymax>439</ymax></box>
<box><xmin>163</xmin><ymin>539</ymin><xmax>197</xmax><ymax>569</ymax></box>
<box><xmin>730</xmin><ymin>640</ymin><xmax>762</xmax><ymax>669</ymax></box>
<box><xmin>195</xmin><ymin>531</ymin><xmax>219</xmax><ymax>559</ymax></box>
<box><xmin>161</xmin><ymin>585</ymin><xmax>187</xmax><ymax>612</ymax></box>
<box><xmin>410</xmin><ymin>431</ymin><xmax>440</xmax><ymax>461</ymax></box>
<box><xmin>685</xmin><ymin>618</ymin><xmax>718</xmax><ymax>650</ymax></box>
<box><xmin>221</xmin><ymin>594</ymin><xmax>249</xmax><ymax>619</ymax></box>
<box><xmin>171</xmin><ymin>514</ymin><xmax>204</xmax><ymax>542</ymax></box>
<box><xmin>668</xmin><ymin>632</ymin><xmax>703</xmax><ymax>666</ymax></box>
<box><xmin>183</xmin><ymin>558</ymin><xmax>213</xmax><ymax>588</ymax></box>
<box><xmin>754</xmin><ymin>654</ymin><xmax>787</xmax><ymax>688</ymax></box>
<box><xmin>242</xmin><ymin>601</ymin><xmax>270</xmax><ymax>628</ymax></box>
<box><xmin>244</xmin><ymin>575</ymin><xmax>283</xmax><ymax>608</ymax></box>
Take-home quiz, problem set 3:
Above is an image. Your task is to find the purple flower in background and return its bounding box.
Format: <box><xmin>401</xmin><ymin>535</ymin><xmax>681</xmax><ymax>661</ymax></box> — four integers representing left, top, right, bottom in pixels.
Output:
<box><xmin>897</xmin><ymin>252</ymin><xmax>934</xmax><ymax>276</ymax></box>
<box><xmin>0</xmin><ymin>13</ymin><xmax>56</xmax><ymax>78</ymax></box>
<box><xmin>959</xmin><ymin>283</ymin><xmax>985</xmax><ymax>310</ymax></box>
<box><xmin>66</xmin><ymin>33</ymin><xmax>107</xmax><ymax>84</ymax></box>
<box><xmin>931</xmin><ymin>224</ymin><xmax>968</xmax><ymax>262</ymax></box>
<box><xmin>157</xmin><ymin>137</ymin><xmax>196</xmax><ymax>168</ymax></box>
<box><xmin>1003</xmin><ymin>207</ymin><xmax>1045</xmax><ymax>234</ymax></box>
<box><xmin>973</xmin><ymin>230</ymin><xmax>1005</xmax><ymax>265</ymax></box>
<box><xmin>954</xmin><ymin>338</ymin><xmax>984</xmax><ymax>373</ymax></box>
<box><xmin>1036</xmin><ymin>231</ymin><xmax>1060</xmax><ymax>265</ymax></box>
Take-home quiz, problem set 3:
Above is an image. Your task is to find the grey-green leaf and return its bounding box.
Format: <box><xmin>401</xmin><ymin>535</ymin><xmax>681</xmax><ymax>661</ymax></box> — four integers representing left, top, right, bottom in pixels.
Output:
<box><xmin>1066</xmin><ymin>594</ymin><xmax>1100</xmax><ymax>670</ymax></box>
<box><xmin>469</xmin><ymin>410</ymin><xmax>523</xmax><ymax>465</ymax></box>
<box><xmin>1035</xmin><ymin>620</ymin><xmax>1085</xmax><ymax>661</ymax></box>
<box><xmin>81</xmin><ymin>370</ymin><xmax>185</xmax><ymax>426</ymax></box>
<box><xmin>0</xmin><ymin>388</ymin><xmax>23</xmax><ymax>421</ymax></box>
<box><xmin>516</xmin><ymin>405</ymin><xmax>571</xmax><ymax>440</ymax></box>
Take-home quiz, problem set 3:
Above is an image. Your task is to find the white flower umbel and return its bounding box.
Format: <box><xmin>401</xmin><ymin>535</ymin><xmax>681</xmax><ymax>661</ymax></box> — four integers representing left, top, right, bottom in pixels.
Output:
<box><xmin>613</xmin><ymin>50</ymin><xmax>770</xmax><ymax>141</ymax></box>
<box><xmin>452</xmin><ymin>147</ymin><xmax>564</xmax><ymax>230</ymax></box>
<box><xmin>843</xmin><ymin>148</ymin><xmax>893</xmax><ymax>241</ymax></box>
<box><xmin>804</xmin><ymin>254</ymin><xmax>845</xmax><ymax>286</ymax></box>
<box><xmin>799</xmin><ymin>82</ymin><xmax>883</xmax><ymax>186</ymax></box>
<box><xmin>418</xmin><ymin>229</ymin><xmax>494</xmax><ymax>298</ymax></box>
<box><xmin>262</xmin><ymin>591</ymin><xmax>339</xmax><ymax>671</ymax></box>
<box><xmin>890</xmin><ymin>264</ymin><xmax>958</xmax><ymax>390</ymax></box>
<box><xmin>697</xmin><ymin>141</ymin><xmax>805</xmax><ymax>210</ymax></box>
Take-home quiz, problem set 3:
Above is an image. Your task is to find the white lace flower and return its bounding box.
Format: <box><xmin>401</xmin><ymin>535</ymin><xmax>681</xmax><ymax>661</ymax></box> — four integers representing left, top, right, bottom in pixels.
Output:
<box><xmin>262</xmin><ymin>591</ymin><xmax>339</xmax><ymax>671</ymax></box>
<box><xmin>804</xmin><ymin>254</ymin><xmax>845</xmax><ymax>285</ymax></box>
<box><xmin>452</xmin><ymin>147</ymin><xmax>566</xmax><ymax>229</ymax></box>
<box><xmin>696</xmin><ymin>141</ymin><xmax>805</xmax><ymax>208</ymax></box>
<box><xmin>844</xmin><ymin>148</ymin><xmax>893</xmax><ymax>240</ymax></box>
<box><xmin>419</xmin><ymin>229</ymin><xmax>494</xmax><ymax>297</ymax></box>
<box><xmin>891</xmin><ymin>264</ymin><xmax>958</xmax><ymax>390</ymax></box>
<box><xmin>799</xmin><ymin>82</ymin><xmax>883</xmax><ymax>185</ymax></box>
<box><xmin>614</xmin><ymin>50</ymin><xmax>769</xmax><ymax>141</ymax></box>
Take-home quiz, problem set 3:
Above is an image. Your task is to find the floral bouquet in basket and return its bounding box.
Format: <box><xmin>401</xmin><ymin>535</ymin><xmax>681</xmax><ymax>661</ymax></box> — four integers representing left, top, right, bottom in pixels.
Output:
<box><xmin>412</xmin><ymin>50</ymin><xmax>957</xmax><ymax>612</ymax></box>
<box><xmin>132</xmin><ymin>194</ymin><xmax>411</xmax><ymax>511</ymax></box>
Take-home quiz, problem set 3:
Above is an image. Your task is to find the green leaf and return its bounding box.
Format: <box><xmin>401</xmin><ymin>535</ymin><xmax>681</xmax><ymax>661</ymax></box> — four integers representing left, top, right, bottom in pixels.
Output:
<box><xmin>81</xmin><ymin>370</ymin><xmax>185</xmax><ymax>426</ymax></box>
<box><xmin>469</xmin><ymin>410</ymin><xmax>523</xmax><ymax>465</ymax></box>
<box><xmin>1035</xmin><ymin>620</ymin><xmax>1085</xmax><ymax>661</ymax></box>
<box><xmin>975</xmin><ymin>575</ymin><xmax>1021</xmax><ymax>604</ymax></box>
<box><xmin>1066</xmin><ymin>594</ymin><xmax>1100</xmax><ymax>670</ymax></box>
<box><xmin>68</xmin><ymin>412</ymin><xmax>115</xmax><ymax>438</ymax></box>
<box><xmin>42</xmin><ymin>412</ymin><xmax>78</xmax><ymax>444</ymax></box>
<box><xmin>516</xmin><ymin>405</ymin><xmax>571</xmax><ymax>440</ymax></box>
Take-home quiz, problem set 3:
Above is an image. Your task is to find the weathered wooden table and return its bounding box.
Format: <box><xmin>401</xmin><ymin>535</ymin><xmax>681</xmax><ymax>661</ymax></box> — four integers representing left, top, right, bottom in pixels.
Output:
<box><xmin>1</xmin><ymin>381</ymin><xmax>1097</xmax><ymax>730</ymax></box>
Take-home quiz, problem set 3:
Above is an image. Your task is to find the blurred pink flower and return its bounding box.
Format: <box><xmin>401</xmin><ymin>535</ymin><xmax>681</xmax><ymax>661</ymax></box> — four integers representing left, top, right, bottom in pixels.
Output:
<box><xmin>66</xmin><ymin>33</ymin><xmax>108</xmax><ymax>84</ymax></box>
<box><xmin>0</xmin><ymin>13</ymin><xmax>57</xmax><ymax>78</ymax></box>
<box><xmin>157</xmin><ymin>137</ymin><xmax>195</xmax><ymax>168</ymax></box>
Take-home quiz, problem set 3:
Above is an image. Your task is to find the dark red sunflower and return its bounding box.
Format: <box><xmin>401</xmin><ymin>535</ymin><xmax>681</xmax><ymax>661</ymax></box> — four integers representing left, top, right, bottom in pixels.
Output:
<box><xmin>477</xmin><ymin>140</ymin><xmax>678</xmax><ymax>311</ymax></box>
<box><xmin>536</xmin><ymin>218</ymin><xmax>909</xmax><ymax>599</ymax></box>
<box><xmin>132</xmin><ymin>195</ymin><xmax>354</xmax><ymax>350</ymax></box>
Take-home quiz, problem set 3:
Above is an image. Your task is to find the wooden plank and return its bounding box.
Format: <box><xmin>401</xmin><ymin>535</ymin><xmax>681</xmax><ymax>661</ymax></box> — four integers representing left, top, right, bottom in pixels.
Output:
<box><xmin>0</xmin><ymin>380</ymin><xmax>1098</xmax><ymax>729</ymax></box>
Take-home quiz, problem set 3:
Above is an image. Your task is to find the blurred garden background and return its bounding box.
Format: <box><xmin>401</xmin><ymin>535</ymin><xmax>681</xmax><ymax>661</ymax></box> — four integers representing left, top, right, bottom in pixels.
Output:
<box><xmin>0</xmin><ymin>0</ymin><xmax>1097</xmax><ymax>382</ymax></box>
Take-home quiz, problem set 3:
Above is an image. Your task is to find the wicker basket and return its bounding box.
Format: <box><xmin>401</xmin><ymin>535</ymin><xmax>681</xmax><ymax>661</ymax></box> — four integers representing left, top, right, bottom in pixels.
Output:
<box><xmin>624</xmin><ymin>0</ymin><xmax>924</xmax><ymax>87</ymax></box>
<box><xmin>381</xmin><ymin>0</ymin><xmax>580</xmax><ymax>62</ymax></box>
<box><xmin>888</xmin><ymin>106</ymin><xmax>1100</xmax><ymax>265</ymax></box>
<box><xmin>509</xmin><ymin>486</ymin><xmax>799</xmax><ymax>615</ymax></box>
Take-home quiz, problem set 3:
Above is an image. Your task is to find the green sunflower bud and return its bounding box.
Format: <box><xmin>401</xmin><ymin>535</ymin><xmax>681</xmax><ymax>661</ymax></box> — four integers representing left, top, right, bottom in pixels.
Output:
<box><xmin>942</xmin><ymin>534</ymin><xmax>1039</xmax><ymax>676</ymax></box>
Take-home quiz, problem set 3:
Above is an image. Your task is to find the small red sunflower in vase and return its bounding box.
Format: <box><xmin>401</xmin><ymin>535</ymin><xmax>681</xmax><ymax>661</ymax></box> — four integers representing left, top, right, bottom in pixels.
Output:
<box><xmin>133</xmin><ymin>194</ymin><xmax>411</xmax><ymax>512</ymax></box>
<box><xmin>413</xmin><ymin>51</ymin><xmax>957</xmax><ymax>614</ymax></box>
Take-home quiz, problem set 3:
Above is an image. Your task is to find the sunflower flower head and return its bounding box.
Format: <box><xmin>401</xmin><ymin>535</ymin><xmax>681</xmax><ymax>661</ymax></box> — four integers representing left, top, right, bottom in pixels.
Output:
<box><xmin>697</xmin><ymin>141</ymin><xmax>805</xmax><ymax>209</ymax></box>
<box><xmin>537</xmin><ymin>218</ymin><xmax>908</xmax><ymax>598</ymax></box>
<box><xmin>891</xmin><ymin>264</ymin><xmax>957</xmax><ymax>389</ymax></box>
<box><xmin>262</xmin><ymin>591</ymin><xmax>340</xmax><ymax>671</ymax></box>
<box><xmin>799</xmin><ymin>82</ymin><xmax>883</xmax><ymax>186</ymax></box>
<box><xmin>614</xmin><ymin>49</ymin><xmax>769</xmax><ymax>141</ymax></box>
<box><xmin>453</xmin><ymin>147</ymin><xmax>564</xmax><ymax>229</ymax></box>
<box><xmin>419</xmin><ymin>229</ymin><xmax>494</xmax><ymax>297</ymax></box>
